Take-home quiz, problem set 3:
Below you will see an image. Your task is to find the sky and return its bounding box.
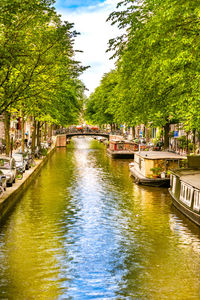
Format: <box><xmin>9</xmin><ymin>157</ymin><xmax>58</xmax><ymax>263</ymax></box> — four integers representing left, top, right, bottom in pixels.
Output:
<box><xmin>55</xmin><ymin>0</ymin><xmax>120</xmax><ymax>96</ymax></box>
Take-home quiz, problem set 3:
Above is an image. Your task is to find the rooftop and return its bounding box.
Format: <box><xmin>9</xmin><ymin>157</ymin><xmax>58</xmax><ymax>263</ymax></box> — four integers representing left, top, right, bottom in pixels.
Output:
<box><xmin>172</xmin><ymin>169</ymin><xmax>200</xmax><ymax>190</ymax></box>
<box><xmin>135</xmin><ymin>151</ymin><xmax>185</xmax><ymax>160</ymax></box>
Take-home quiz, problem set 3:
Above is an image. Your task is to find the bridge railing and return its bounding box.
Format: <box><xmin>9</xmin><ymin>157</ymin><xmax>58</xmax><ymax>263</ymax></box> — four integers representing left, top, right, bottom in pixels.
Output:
<box><xmin>55</xmin><ymin>128</ymin><xmax>124</xmax><ymax>136</ymax></box>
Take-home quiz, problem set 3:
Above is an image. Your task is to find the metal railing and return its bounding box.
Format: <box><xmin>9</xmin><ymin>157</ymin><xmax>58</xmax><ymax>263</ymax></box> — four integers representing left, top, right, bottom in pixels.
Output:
<box><xmin>55</xmin><ymin>128</ymin><xmax>124</xmax><ymax>136</ymax></box>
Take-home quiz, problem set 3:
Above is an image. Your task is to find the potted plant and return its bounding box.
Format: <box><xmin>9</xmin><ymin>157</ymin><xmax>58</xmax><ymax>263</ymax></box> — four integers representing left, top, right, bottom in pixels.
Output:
<box><xmin>150</xmin><ymin>167</ymin><xmax>162</xmax><ymax>178</ymax></box>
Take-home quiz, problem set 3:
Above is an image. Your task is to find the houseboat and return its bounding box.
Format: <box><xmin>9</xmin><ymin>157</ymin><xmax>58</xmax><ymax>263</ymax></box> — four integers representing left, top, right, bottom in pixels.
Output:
<box><xmin>129</xmin><ymin>151</ymin><xmax>185</xmax><ymax>187</ymax></box>
<box><xmin>169</xmin><ymin>156</ymin><xmax>200</xmax><ymax>226</ymax></box>
<box><xmin>107</xmin><ymin>140</ymin><xmax>138</xmax><ymax>158</ymax></box>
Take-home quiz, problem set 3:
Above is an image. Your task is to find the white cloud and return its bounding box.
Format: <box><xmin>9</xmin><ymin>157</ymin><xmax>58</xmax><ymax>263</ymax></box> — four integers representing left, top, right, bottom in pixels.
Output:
<box><xmin>56</xmin><ymin>0</ymin><xmax>120</xmax><ymax>96</ymax></box>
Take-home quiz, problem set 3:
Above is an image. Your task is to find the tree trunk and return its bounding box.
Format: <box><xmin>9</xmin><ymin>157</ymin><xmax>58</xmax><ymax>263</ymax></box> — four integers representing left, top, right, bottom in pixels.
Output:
<box><xmin>198</xmin><ymin>131</ymin><xmax>200</xmax><ymax>154</ymax></box>
<box><xmin>36</xmin><ymin>121</ymin><xmax>40</xmax><ymax>148</ymax></box>
<box><xmin>31</xmin><ymin>118</ymin><xmax>36</xmax><ymax>155</ymax></box>
<box><xmin>41</xmin><ymin>125</ymin><xmax>43</xmax><ymax>143</ymax></box>
<box><xmin>192</xmin><ymin>129</ymin><xmax>196</xmax><ymax>154</ymax></box>
<box><xmin>145</xmin><ymin>127</ymin><xmax>150</xmax><ymax>143</ymax></box>
<box><xmin>132</xmin><ymin>126</ymin><xmax>135</xmax><ymax>139</ymax></box>
<box><xmin>48</xmin><ymin>124</ymin><xmax>52</xmax><ymax>138</ymax></box>
<box><xmin>21</xmin><ymin>112</ymin><xmax>25</xmax><ymax>152</ymax></box>
<box><xmin>50</xmin><ymin>124</ymin><xmax>53</xmax><ymax>138</ymax></box>
<box><xmin>163</xmin><ymin>122</ymin><xmax>170</xmax><ymax>150</ymax></box>
<box><xmin>44</xmin><ymin>122</ymin><xmax>47</xmax><ymax>141</ymax></box>
<box><xmin>4</xmin><ymin>111</ymin><xmax>11</xmax><ymax>156</ymax></box>
<box><xmin>186</xmin><ymin>132</ymin><xmax>189</xmax><ymax>154</ymax></box>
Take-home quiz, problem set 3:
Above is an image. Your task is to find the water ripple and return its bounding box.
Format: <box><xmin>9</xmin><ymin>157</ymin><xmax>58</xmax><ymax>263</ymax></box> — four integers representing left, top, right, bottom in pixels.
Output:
<box><xmin>0</xmin><ymin>138</ymin><xmax>200</xmax><ymax>299</ymax></box>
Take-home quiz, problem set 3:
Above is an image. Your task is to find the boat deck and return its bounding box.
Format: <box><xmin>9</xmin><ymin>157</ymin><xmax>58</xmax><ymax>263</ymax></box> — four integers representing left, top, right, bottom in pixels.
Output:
<box><xmin>130</xmin><ymin>166</ymin><xmax>170</xmax><ymax>187</ymax></box>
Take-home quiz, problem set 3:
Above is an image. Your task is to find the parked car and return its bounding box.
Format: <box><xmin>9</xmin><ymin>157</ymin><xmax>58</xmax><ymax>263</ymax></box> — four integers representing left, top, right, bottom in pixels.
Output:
<box><xmin>0</xmin><ymin>156</ymin><xmax>16</xmax><ymax>187</ymax></box>
<box><xmin>0</xmin><ymin>170</ymin><xmax>7</xmax><ymax>191</ymax></box>
<box><xmin>12</xmin><ymin>153</ymin><xmax>26</xmax><ymax>173</ymax></box>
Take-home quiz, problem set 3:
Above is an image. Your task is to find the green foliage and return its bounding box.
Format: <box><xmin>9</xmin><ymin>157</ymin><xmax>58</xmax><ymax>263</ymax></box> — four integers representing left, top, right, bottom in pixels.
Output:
<box><xmin>66</xmin><ymin>140</ymin><xmax>75</xmax><ymax>149</ymax></box>
<box><xmin>177</xmin><ymin>136</ymin><xmax>194</xmax><ymax>151</ymax></box>
<box><xmin>0</xmin><ymin>0</ymin><xmax>87</xmax><ymax>126</ymax></box>
<box><xmin>177</xmin><ymin>136</ymin><xmax>188</xmax><ymax>150</ymax></box>
<box><xmin>85</xmin><ymin>70</ymin><xmax>118</xmax><ymax>125</ymax></box>
<box><xmin>89</xmin><ymin>140</ymin><xmax>106</xmax><ymax>150</ymax></box>
<box><xmin>104</xmin><ymin>0</ymin><xmax>200</xmax><ymax>134</ymax></box>
<box><xmin>150</xmin><ymin>167</ymin><xmax>162</xmax><ymax>175</ymax></box>
<box><xmin>39</xmin><ymin>147</ymin><xmax>48</xmax><ymax>156</ymax></box>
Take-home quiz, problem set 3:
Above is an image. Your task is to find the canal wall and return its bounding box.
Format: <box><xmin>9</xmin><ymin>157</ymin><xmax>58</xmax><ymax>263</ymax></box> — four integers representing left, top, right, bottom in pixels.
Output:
<box><xmin>0</xmin><ymin>141</ymin><xmax>57</xmax><ymax>223</ymax></box>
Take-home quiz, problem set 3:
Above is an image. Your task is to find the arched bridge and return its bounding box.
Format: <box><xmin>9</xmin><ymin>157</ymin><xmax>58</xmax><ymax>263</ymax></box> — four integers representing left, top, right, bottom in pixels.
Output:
<box><xmin>56</xmin><ymin>130</ymin><xmax>110</xmax><ymax>147</ymax></box>
<box><xmin>66</xmin><ymin>131</ymin><xmax>109</xmax><ymax>139</ymax></box>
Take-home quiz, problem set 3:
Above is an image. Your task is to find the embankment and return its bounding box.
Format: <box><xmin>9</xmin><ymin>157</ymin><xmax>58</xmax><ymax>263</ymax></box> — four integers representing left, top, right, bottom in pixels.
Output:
<box><xmin>0</xmin><ymin>143</ymin><xmax>56</xmax><ymax>222</ymax></box>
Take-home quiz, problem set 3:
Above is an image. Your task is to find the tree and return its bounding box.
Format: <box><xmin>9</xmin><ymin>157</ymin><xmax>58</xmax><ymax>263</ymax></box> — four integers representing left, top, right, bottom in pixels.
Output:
<box><xmin>106</xmin><ymin>0</ymin><xmax>200</xmax><ymax>148</ymax></box>
<box><xmin>0</xmin><ymin>0</ymin><xmax>86</xmax><ymax>114</ymax></box>
<box><xmin>85</xmin><ymin>70</ymin><xmax>118</xmax><ymax>127</ymax></box>
<box><xmin>0</xmin><ymin>0</ymin><xmax>87</xmax><ymax>154</ymax></box>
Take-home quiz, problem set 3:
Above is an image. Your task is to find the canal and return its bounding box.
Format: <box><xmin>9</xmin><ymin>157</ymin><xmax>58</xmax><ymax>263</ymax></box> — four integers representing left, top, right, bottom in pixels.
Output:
<box><xmin>0</xmin><ymin>137</ymin><xmax>200</xmax><ymax>299</ymax></box>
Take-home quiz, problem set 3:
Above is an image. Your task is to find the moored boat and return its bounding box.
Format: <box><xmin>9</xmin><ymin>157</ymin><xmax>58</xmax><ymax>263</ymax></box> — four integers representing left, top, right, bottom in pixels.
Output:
<box><xmin>129</xmin><ymin>151</ymin><xmax>185</xmax><ymax>187</ymax></box>
<box><xmin>107</xmin><ymin>140</ymin><xmax>138</xmax><ymax>159</ymax></box>
<box><xmin>169</xmin><ymin>158</ymin><xmax>200</xmax><ymax>226</ymax></box>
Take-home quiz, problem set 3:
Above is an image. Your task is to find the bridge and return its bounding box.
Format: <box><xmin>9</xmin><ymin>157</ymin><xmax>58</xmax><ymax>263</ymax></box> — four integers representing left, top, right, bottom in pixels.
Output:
<box><xmin>56</xmin><ymin>130</ymin><xmax>110</xmax><ymax>147</ymax></box>
<box><xmin>66</xmin><ymin>131</ymin><xmax>109</xmax><ymax>139</ymax></box>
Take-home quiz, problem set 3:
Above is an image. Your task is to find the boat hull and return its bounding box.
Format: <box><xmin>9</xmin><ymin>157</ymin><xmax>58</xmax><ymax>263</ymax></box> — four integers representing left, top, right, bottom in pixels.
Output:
<box><xmin>107</xmin><ymin>149</ymin><xmax>134</xmax><ymax>159</ymax></box>
<box><xmin>169</xmin><ymin>189</ymin><xmax>200</xmax><ymax>227</ymax></box>
<box><xmin>130</xmin><ymin>167</ymin><xmax>170</xmax><ymax>187</ymax></box>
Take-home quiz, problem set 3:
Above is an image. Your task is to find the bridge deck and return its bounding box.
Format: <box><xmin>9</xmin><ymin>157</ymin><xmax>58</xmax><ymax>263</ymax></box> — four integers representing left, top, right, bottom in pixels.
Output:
<box><xmin>65</xmin><ymin>132</ymin><xmax>109</xmax><ymax>138</ymax></box>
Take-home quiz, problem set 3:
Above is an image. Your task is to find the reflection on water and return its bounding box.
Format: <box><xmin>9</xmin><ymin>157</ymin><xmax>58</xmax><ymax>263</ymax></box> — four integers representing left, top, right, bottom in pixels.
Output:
<box><xmin>0</xmin><ymin>137</ymin><xmax>200</xmax><ymax>299</ymax></box>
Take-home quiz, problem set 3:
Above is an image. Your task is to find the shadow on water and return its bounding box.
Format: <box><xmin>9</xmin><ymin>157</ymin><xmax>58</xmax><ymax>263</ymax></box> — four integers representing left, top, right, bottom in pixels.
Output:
<box><xmin>0</xmin><ymin>137</ymin><xmax>200</xmax><ymax>299</ymax></box>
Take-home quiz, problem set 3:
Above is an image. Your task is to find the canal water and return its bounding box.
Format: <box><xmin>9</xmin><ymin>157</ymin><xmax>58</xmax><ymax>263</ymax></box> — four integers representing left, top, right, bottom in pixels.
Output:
<box><xmin>0</xmin><ymin>138</ymin><xmax>200</xmax><ymax>299</ymax></box>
